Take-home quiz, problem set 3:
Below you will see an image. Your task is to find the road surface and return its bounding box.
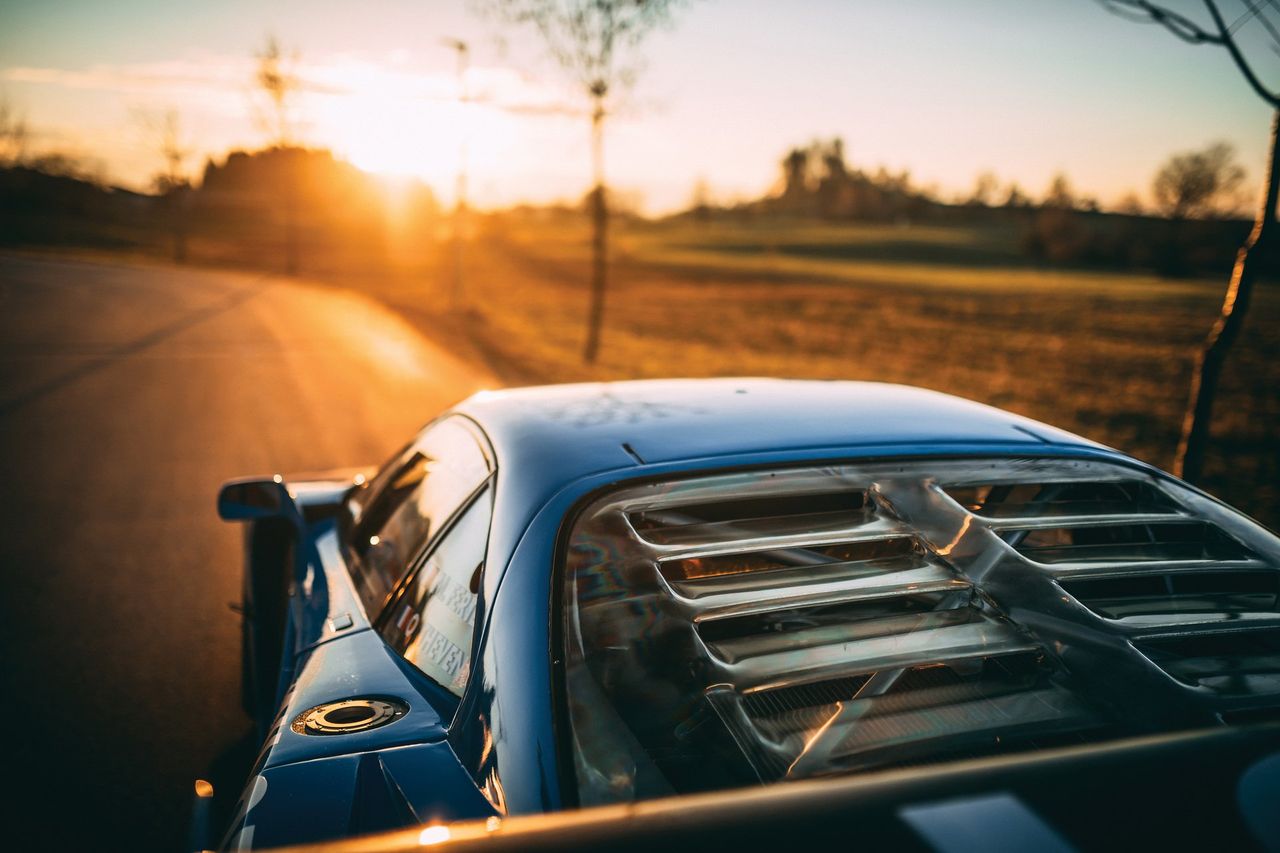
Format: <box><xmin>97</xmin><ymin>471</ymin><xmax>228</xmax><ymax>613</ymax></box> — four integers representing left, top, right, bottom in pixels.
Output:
<box><xmin>0</xmin><ymin>255</ymin><xmax>491</xmax><ymax>852</ymax></box>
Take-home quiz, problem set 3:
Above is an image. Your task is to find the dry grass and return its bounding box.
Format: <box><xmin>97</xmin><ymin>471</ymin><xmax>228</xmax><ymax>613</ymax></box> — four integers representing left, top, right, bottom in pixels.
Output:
<box><xmin>396</xmin><ymin>217</ymin><xmax>1280</xmax><ymax>529</ymax></box>
<box><xmin>67</xmin><ymin>212</ymin><xmax>1276</xmax><ymax>528</ymax></box>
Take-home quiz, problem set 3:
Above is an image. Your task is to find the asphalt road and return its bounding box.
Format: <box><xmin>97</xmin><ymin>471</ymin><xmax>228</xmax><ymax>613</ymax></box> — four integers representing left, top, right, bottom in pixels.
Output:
<box><xmin>0</xmin><ymin>255</ymin><xmax>490</xmax><ymax>852</ymax></box>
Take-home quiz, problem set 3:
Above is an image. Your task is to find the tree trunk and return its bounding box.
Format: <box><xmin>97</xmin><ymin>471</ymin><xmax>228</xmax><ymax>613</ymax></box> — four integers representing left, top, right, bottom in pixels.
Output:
<box><xmin>1174</xmin><ymin>108</ymin><xmax>1280</xmax><ymax>482</ymax></box>
<box><xmin>171</xmin><ymin>187</ymin><xmax>187</xmax><ymax>264</ymax></box>
<box><xmin>451</xmin><ymin>51</ymin><xmax>469</xmax><ymax>311</ymax></box>
<box><xmin>451</xmin><ymin>191</ymin><xmax>466</xmax><ymax>310</ymax></box>
<box><xmin>284</xmin><ymin>161</ymin><xmax>300</xmax><ymax>276</ymax></box>
<box><xmin>285</xmin><ymin>193</ymin><xmax>299</xmax><ymax>276</ymax></box>
<box><xmin>583</xmin><ymin>100</ymin><xmax>608</xmax><ymax>364</ymax></box>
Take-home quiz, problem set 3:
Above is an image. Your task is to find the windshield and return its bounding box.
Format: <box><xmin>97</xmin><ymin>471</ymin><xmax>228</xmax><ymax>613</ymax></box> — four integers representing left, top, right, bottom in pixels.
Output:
<box><xmin>560</xmin><ymin>456</ymin><xmax>1280</xmax><ymax>805</ymax></box>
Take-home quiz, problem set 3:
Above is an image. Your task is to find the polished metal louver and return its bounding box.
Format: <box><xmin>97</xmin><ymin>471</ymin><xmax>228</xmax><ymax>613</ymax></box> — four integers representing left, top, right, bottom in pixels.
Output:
<box><xmin>562</xmin><ymin>458</ymin><xmax>1280</xmax><ymax>805</ymax></box>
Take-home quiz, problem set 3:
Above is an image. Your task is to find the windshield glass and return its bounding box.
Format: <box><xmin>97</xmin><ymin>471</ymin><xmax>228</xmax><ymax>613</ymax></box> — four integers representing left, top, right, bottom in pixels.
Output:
<box><xmin>561</xmin><ymin>456</ymin><xmax>1280</xmax><ymax>805</ymax></box>
<box><xmin>344</xmin><ymin>417</ymin><xmax>492</xmax><ymax>618</ymax></box>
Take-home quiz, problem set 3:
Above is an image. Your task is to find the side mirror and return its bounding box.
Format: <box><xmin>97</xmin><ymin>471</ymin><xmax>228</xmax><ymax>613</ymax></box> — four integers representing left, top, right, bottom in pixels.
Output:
<box><xmin>218</xmin><ymin>476</ymin><xmax>291</xmax><ymax>521</ymax></box>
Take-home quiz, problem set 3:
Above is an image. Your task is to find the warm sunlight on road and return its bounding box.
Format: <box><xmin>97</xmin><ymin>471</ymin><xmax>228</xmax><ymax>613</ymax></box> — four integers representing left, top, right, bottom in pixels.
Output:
<box><xmin>0</xmin><ymin>254</ymin><xmax>491</xmax><ymax>852</ymax></box>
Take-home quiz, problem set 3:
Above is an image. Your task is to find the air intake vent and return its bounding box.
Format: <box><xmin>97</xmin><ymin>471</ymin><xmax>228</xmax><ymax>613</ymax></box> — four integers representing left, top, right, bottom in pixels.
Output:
<box><xmin>1061</xmin><ymin>570</ymin><xmax>1279</xmax><ymax>620</ymax></box>
<box><xmin>561</xmin><ymin>458</ymin><xmax>1280</xmax><ymax>807</ymax></box>
<box><xmin>1135</xmin><ymin>630</ymin><xmax>1280</xmax><ymax>694</ymax></box>
<box><xmin>697</xmin><ymin>589</ymin><xmax>979</xmax><ymax>668</ymax></box>
<box><xmin>697</xmin><ymin>587</ymin><xmax>973</xmax><ymax>646</ymax></box>
<box><xmin>708</xmin><ymin>650</ymin><xmax>1097</xmax><ymax>779</ymax></box>
<box><xmin>738</xmin><ymin>675</ymin><xmax>871</xmax><ymax>718</ymax></box>
<box><xmin>1008</xmin><ymin>521</ymin><xmax>1253</xmax><ymax>565</ymax></box>
<box><xmin>944</xmin><ymin>480</ymin><xmax>1178</xmax><ymax>519</ymax></box>
<box><xmin>628</xmin><ymin>489</ymin><xmax>872</xmax><ymax>546</ymax></box>
<box><xmin>661</xmin><ymin>536</ymin><xmax>919</xmax><ymax>584</ymax></box>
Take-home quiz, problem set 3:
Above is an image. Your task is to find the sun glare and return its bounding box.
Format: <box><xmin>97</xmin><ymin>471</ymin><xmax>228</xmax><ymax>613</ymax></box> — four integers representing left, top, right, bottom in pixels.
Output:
<box><xmin>319</xmin><ymin>93</ymin><xmax>461</xmax><ymax>185</ymax></box>
<box><xmin>301</xmin><ymin>60</ymin><xmax>548</xmax><ymax>205</ymax></box>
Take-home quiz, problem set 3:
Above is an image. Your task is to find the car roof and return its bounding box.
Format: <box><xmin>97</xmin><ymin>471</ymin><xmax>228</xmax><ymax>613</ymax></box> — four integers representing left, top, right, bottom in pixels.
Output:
<box><xmin>454</xmin><ymin>378</ymin><xmax>1102</xmax><ymax>489</ymax></box>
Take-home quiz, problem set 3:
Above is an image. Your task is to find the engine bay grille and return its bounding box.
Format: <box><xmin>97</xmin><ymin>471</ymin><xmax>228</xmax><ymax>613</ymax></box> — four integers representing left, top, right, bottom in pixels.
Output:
<box><xmin>561</xmin><ymin>457</ymin><xmax>1280</xmax><ymax>805</ymax></box>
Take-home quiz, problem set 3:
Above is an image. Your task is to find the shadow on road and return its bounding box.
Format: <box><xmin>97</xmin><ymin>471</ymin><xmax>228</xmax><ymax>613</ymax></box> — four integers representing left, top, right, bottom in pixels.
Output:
<box><xmin>202</xmin><ymin>724</ymin><xmax>260</xmax><ymax>843</ymax></box>
<box><xmin>0</xmin><ymin>280</ymin><xmax>268</xmax><ymax>418</ymax></box>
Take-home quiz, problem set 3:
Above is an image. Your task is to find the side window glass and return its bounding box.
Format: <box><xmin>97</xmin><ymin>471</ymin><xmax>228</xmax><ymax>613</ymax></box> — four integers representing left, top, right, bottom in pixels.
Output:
<box><xmin>380</xmin><ymin>488</ymin><xmax>492</xmax><ymax>697</ymax></box>
<box><xmin>347</xmin><ymin>417</ymin><xmax>491</xmax><ymax>618</ymax></box>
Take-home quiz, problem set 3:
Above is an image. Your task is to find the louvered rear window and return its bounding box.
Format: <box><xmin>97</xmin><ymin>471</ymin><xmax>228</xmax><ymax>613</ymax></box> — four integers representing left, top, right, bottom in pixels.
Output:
<box><xmin>560</xmin><ymin>457</ymin><xmax>1280</xmax><ymax>806</ymax></box>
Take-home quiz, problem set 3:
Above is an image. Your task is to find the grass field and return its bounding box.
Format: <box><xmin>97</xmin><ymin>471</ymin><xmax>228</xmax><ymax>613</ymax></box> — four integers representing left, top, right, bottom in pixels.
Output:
<box><xmin>27</xmin><ymin>212</ymin><xmax>1276</xmax><ymax>527</ymax></box>
<box><xmin>389</xmin><ymin>215</ymin><xmax>1279</xmax><ymax>529</ymax></box>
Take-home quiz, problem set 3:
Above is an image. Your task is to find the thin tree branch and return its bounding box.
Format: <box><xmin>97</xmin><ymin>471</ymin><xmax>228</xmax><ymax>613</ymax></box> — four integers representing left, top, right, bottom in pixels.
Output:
<box><xmin>1229</xmin><ymin>0</ymin><xmax>1262</xmax><ymax>34</ymax></box>
<box><xmin>1204</xmin><ymin>0</ymin><xmax>1280</xmax><ymax>107</ymax></box>
<box><xmin>1234</xmin><ymin>0</ymin><xmax>1280</xmax><ymax>50</ymax></box>
<box><xmin>1250</xmin><ymin>0</ymin><xmax>1280</xmax><ymax>54</ymax></box>
<box><xmin>1097</xmin><ymin>0</ymin><xmax>1223</xmax><ymax>43</ymax></box>
<box><xmin>1098</xmin><ymin>0</ymin><xmax>1280</xmax><ymax>107</ymax></box>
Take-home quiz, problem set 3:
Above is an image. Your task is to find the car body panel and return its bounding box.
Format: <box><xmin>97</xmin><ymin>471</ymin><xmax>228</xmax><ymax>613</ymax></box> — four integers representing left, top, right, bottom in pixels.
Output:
<box><xmin>220</xmin><ymin>379</ymin><xmax>1279</xmax><ymax>849</ymax></box>
<box><xmin>454</xmin><ymin>438</ymin><xmax>1166</xmax><ymax>818</ymax></box>
<box><xmin>454</xmin><ymin>379</ymin><xmax>1099</xmax><ymax>479</ymax></box>
<box><xmin>297</xmin><ymin>525</ymin><xmax>373</xmax><ymax>655</ymax></box>
<box><xmin>233</xmin><ymin>741</ymin><xmax>495</xmax><ymax>850</ymax></box>
<box><xmin>262</xmin><ymin>629</ymin><xmax>451</xmax><ymax>772</ymax></box>
<box><xmin>257</xmin><ymin>724</ymin><xmax>1280</xmax><ymax>853</ymax></box>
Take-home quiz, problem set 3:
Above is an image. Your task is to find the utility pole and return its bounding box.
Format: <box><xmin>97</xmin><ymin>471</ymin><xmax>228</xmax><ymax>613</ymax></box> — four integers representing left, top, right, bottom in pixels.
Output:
<box><xmin>442</xmin><ymin>38</ymin><xmax>469</xmax><ymax>310</ymax></box>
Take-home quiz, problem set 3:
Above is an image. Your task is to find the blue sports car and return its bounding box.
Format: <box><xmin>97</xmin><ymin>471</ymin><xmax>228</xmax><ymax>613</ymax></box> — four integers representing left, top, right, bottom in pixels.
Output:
<box><xmin>212</xmin><ymin>379</ymin><xmax>1280</xmax><ymax>851</ymax></box>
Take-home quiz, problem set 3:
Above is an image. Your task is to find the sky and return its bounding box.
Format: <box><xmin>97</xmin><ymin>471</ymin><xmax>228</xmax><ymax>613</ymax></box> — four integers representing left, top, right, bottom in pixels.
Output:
<box><xmin>1</xmin><ymin>0</ymin><xmax>1278</xmax><ymax>213</ymax></box>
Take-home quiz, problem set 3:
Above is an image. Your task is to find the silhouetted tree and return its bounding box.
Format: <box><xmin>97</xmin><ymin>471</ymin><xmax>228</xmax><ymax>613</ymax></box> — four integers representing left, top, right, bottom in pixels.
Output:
<box><xmin>1152</xmin><ymin>141</ymin><xmax>1245</xmax><ymax>219</ymax></box>
<box><xmin>255</xmin><ymin>36</ymin><xmax>299</xmax><ymax>146</ymax></box>
<box><xmin>1099</xmin><ymin>0</ymin><xmax>1280</xmax><ymax>482</ymax></box>
<box><xmin>968</xmin><ymin>171</ymin><xmax>999</xmax><ymax>206</ymax></box>
<box><xmin>1003</xmin><ymin>182</ymin><xmax>1031</xmax><ymax>208</ymax></box>
<box><xmin>781</xmin><ymin>147</ymin><xmax>813</xmax><ymax>200</ymax></box>
<box><xmin>24</xmin><ymin>152</ymin><xmax>100</xmax><ymax>183</ymax></box>
<box><xmin>689</xmin><ymin>177</ymin><xmax>713</xmax><ymax>221</ymax></box>
<box><xmin>0</xmin><ymin>96</ymin><xmax>29</xmax><ymax>166</ymax></box>
<box><xmin>1117</xmin><ymin>191</ymin><xmax>1145</xmax><ymax>216</ymax></box>
<box><xmin>1024</xmin><ymin>173</ymin><xmax>1088</xmax><ymax>262</ymax></box>
<box><xmin>253</xmin><ymin>35</ymin><xmax>303</xmax><ymax>274</ymax></box>
<box><xmin>815</xmin><ymin>138</ymin><xmax>851</xmax><ymax>218</ymax></box>
<box><xmin>822</xmin><ymin>139</ymin><xmax>847</xmax><ymax>182</ymax></box>
<box><xmin>137</xmin><ymin>109</ymin><xmax>191</xmax><ymax>262</ymax></box>
<box><xmin>1042</xmin><ymin>172</ymin><xmax>1076</xmax><ymax>209</ymax></box>
<box><xmin>484</xmin><ymin>0</ymin><xmax>686</xmax><ymax>363</ymax></box>
<box><xmin>442</xmin><ymin>37</ymin><xmax>470</xmax><ymax>309</ymax></box>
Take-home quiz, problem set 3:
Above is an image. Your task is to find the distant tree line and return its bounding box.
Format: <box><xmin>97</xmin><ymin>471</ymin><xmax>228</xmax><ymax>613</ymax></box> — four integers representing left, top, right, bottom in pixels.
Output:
<box><xmin>0</xmin><ymin>145</ymin><xmax>440</xmax><ymax>267</ymax></box>
<box><xmin>682</xmin><ymin>136</ymin><xmax>1259</xmax><ymax>276</ymax></box>
<box><xmin>768</xmin><ymin>138</ymin><xmax>938</xmax><ymax>221</ymax></box>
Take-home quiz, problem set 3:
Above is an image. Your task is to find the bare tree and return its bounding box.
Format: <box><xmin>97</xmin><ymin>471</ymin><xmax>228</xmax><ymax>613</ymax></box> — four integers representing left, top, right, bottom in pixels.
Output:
<box><xmin>780</xmin><ymin>146</ymin><xmax>814</xmax><ymax>199</ymax></box>
<box><xmin>136</xmin><ymin>109</ymin><xmax>191</xmax><ymax>262</ymax></box>
<box><xmin>443</xmin><ymin>37</ymin><xmax>471</xmax><ymax>309</ymax></box>
<box><xmin>968</xmin><ymin>171</ymin><xmax>1000</xmax><ymax>207</ymax></box>
<box><xmin>1003</xmin><ymin>182</ymin><xmax>1031</xmax><ymax>208</ymax></box>
<box><xmin>483</xmin><ymin>0</ymin><xmax>685</xmax><ymax>363</ymax></box>
<box><xmin>255</xmin><ymin>35</ymin><xmax>299</xmax><ymax>146</ymax></box>
<box><xmin>1043</xmin><ymin>172</ymin><xmax>1077</xmax><ymax>210</ymax></box>
<box><xmin>254</xmin><ymin>35</ymin><xmax>302</xmax><ymax>274</ymax></box>
<box><xmin>0</xmin><ymin>95</ymin><xmax>29</xmax><ymax>166</ymax></box>
<box><xmin>688</xmin><ymin>176</ymin><xmax>713</xmax><ymax>221</ymax></box>
<box><xmin>1117</xmin><ymin>191</ymin><xmax>1146</xmax><ymax>216</ymax></box>
<box><xmin>1152</xmin><ymin>141</ymin><xmax>1245</xmax><ymax>219</ymax></box>
<box><xmin>1098</xmin><ymin>0</ymin><xmax>1280</xmax><ymax>483</ymax></box>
